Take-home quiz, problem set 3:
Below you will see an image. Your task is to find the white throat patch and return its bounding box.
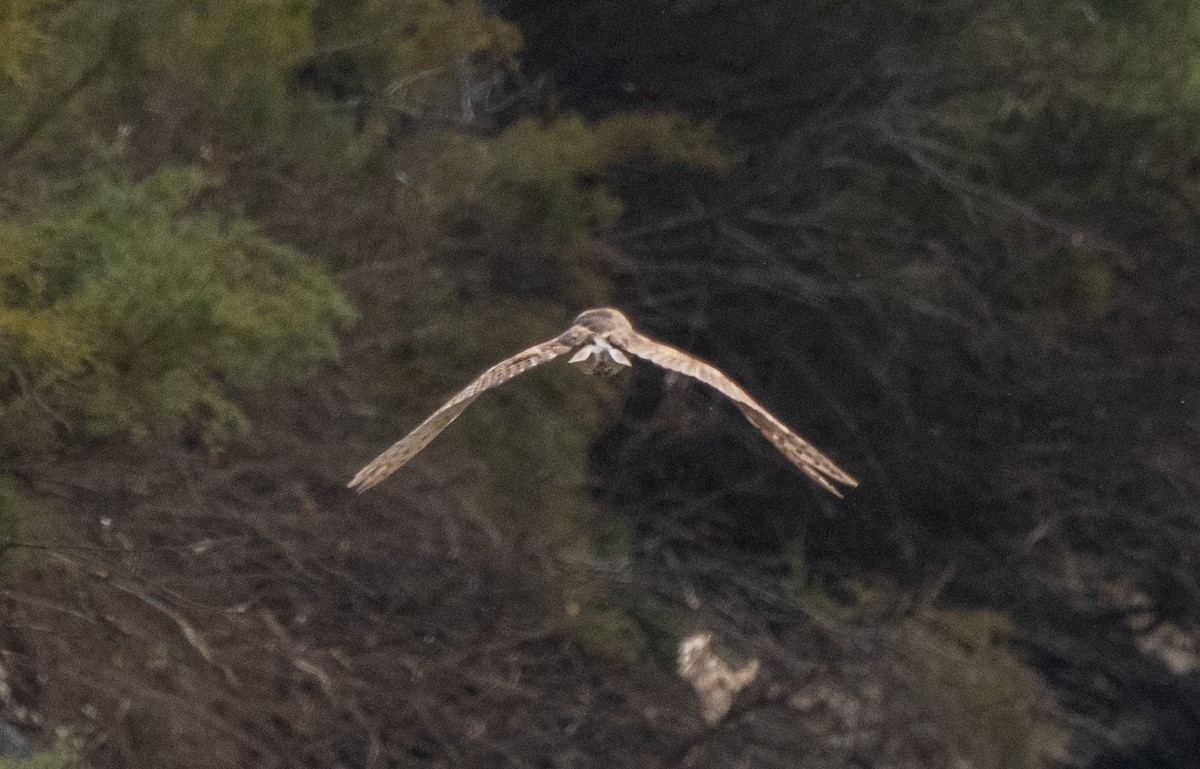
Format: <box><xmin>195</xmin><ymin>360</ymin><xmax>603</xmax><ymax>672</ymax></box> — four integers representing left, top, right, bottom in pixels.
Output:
<box><xmin>569</xmin><ymin>336</ymin><xmax>631</xmax><ymax>367</ymax></box>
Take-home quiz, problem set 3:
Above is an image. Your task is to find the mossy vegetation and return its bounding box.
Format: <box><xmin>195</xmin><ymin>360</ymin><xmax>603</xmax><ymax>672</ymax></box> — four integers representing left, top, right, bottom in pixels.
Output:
<box><xmin>0</xmin><ymin>164</ymin><xmax>354</xmax><ymax>446</ymax></box>
<box><xmin>0</xmin><ymin>735</ymin><xmax>79</xmax><ymax>769</ymax></box>
<box><xmin>0</xmin><ymin>0</ymin><xmax>54</xmax><ymax>85</ymax></box>
<box><xmin>894</xmin><ymin>609</ymin><xmax>1068</xmax><ymax>769</ymax></box>
<box><xmin>564</xmin><ymin>598</ymin><xmax>647</xmax><ymax>664</ymax></box>
<box><xmin>785</xmin><ymin>580</ymin><xmax>1067</xmax><ymax>769</ymax></box>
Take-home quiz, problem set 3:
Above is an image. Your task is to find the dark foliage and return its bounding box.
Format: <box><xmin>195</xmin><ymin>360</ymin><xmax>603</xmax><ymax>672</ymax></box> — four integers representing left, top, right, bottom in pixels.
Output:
<box><xmin>509</xmin><ymin>0</ymin><xmax>1200</xmax><ymax>765</ymax></box>
<box><xmin>1</xmin><ymin>1</ymin><xmax>1198</xmax><ymax>768</ymax></box>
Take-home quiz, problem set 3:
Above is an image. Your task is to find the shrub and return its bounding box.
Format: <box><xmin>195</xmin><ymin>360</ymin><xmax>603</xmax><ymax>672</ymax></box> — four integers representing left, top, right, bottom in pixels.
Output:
<box><xmin>0</xmin><ymin>165</ymin><xmax>354</xmax><ymax>446</ymax></box>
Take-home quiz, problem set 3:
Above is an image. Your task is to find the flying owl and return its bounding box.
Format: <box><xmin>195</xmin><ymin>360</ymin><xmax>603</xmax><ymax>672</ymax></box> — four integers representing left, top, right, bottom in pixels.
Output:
<box><xmin>349</xmin><ymin>307</ymin><xmax>858</xmax><ymax>495</ymax></box>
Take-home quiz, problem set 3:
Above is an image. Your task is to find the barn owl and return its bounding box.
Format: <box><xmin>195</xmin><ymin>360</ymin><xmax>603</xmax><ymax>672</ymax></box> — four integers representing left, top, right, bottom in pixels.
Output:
<box><xmin>349</xmin><ymin>308</ymin><xmax>858</xmax><ymax>495</ymax></box>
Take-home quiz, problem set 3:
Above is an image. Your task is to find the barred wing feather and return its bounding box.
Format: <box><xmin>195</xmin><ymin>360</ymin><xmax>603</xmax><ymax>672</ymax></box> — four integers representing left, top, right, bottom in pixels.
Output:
<box><xmin>614</xmin><ymin>331</ymin><xmax>858</xmax><ymax>496</ymax></box>
<box><xmin>348</xmin><ymin>337</ymin><xmax>575</xmax><ymax>492</ymax></box>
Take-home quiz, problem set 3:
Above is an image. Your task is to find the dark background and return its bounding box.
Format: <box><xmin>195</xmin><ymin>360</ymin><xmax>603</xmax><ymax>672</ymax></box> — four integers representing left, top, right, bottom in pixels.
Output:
<box><xmin>1</xmin><ymin>1</ymin><xmax>1198</xmax><ymax>767</ymax></box>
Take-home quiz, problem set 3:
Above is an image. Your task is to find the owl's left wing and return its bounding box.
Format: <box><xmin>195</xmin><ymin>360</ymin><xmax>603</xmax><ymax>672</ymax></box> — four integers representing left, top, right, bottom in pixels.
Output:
<box><xmin>613</xmin><ymin>330</ymin><xmax>858</xmax><ymax>496</ymax></box>
<box><xmin>348</xmin><ymin>334</ymin><xmax>579</xmax><ymax>492</ymax></box>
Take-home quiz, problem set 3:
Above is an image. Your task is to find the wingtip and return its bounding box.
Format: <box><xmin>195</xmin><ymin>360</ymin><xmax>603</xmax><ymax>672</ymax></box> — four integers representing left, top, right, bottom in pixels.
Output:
<box><xmin>829</xmin><ymin>469</ymin><xmax>859</xmax><ymax>491</ymax></box>
<box><xmin>806</xmin><ymin>462</ymin><xmax>858</xmax><ymax>497</ymax></box>
<box><xmin>346</xmin><ymin>469</ymin><xmax>378</xmax><ymax>493</ymax></box>
<box><xmin>829</xmin><ymin>471</ymin><xmax>859</xmax><ymax>496</ymax></box>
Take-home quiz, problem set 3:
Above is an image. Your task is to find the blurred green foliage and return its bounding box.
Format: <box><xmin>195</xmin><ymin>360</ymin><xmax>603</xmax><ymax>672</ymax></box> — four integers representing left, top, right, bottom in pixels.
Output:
<box><xmin>0</xmin><ymin>165</ymin><xmax>353</xmax><ymax>445</ymax></box>
<box><xmin>564</xmin><ymin>598</ymin><xmax>647</xmax><ymax>664</ymax></box>
<box><xmin>0</xmin><ymin>479</ymin><xmax>36</xmax><ymax>577</ymax></box>
<box><xmin>144</xmin><ymin>0</ymin><xmax>315</xmax><ymax>136</ymax></box>
<box><xmin>0</xmin><ymin>0</ymin><xmax>53</xmax><ymax>84</ymax></box>
<box><xmin>896</xmin><ymin>610</ymin><xmax>1068</xmax><ymax>769</ymax></box>
<box><xmin>798</xmin><ymin>0</ymin><xmax>1200</xmax><ymax>337</ymax></box>
<box><xmin>0</xmin><ymin>0</ymin><xmax>724</xmax><ymax>580</ymax></box>
<box><xmin>462</xmin><ymin>113</ymin><xmax>729</xmax><ymax>248</ymax></box>
<box><xmin>336</xmin><ymin>0</ymin><xmax>523</xmax><ymax>84</ymax></box>
<box><xmin>0</xmin><ymin>734</ymin><xmax>77</xmax><ymax>769</ymax></box>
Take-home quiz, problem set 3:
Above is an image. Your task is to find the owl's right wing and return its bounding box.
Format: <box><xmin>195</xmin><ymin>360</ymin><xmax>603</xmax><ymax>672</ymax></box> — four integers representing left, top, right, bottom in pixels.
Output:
<box><xmin>349</xmin><ymin>332</ymin><xmax>582</xmax><ymax>492</ymax></box>
<box><xmin>613</xmin><ymin>329</ymin><xmax>858</xmax><ymax>496</ymax></box>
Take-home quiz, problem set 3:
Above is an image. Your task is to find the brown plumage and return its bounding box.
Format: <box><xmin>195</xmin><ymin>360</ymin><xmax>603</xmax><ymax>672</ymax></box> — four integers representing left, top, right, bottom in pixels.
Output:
<box><xmin>349</xmin><ymin>307</ymin><xmax>858</xmax><ymax>495</ymax></box>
